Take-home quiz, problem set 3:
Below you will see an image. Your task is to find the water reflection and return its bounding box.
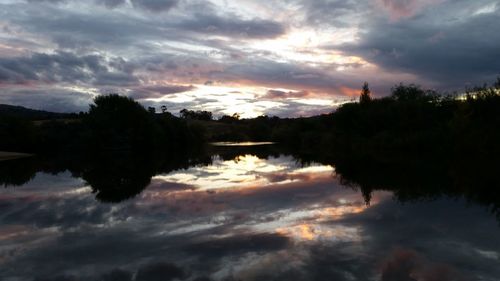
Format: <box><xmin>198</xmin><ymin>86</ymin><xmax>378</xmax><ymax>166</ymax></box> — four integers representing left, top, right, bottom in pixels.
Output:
<box><xmin>157</xmin><ymin>154</ymin><xmax>334</xmax><ymax>191</ymax></box>
<box><xmin>0</xmin><ymin>146</ymin><xmax>500</xmax><ymax>280</ymax></box>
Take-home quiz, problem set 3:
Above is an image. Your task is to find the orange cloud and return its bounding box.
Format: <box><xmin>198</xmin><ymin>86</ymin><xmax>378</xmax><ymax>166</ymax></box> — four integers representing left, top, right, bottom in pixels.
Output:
<box><xmin>339</xmin><ymin>86</ymin><xmax>359</xmax><ymax>97</ymax></box>
<box><xmin>378</xmin><ymin>0</ymin><xmax>442</xmax><ymax>20</ymax></box>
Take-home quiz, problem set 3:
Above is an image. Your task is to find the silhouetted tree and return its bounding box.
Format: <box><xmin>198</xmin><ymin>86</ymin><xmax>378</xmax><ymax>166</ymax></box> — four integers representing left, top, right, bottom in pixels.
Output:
<box><xmin>359</xmin><ymin>82</ymin><xmax>372</xmax><ymax>104</ymax></box>
<box><xmin>390</xmin><ymin>83</ymin><xmax>436</xmax><ymax>102</ymax></box>
<box><xmin>494</xmin><ymin>76</ymin><xmax>500</xmax><ymax>89</ymax></box>
<box><xmin>81</xmin><ymin>153</ymin><xmax>156</xmax><ymax>202</ymax></box>
<box><xmin>179</xmin><ymin>109</ymin><xmax>213</xmax><ymax>121</ymax></box>
<box><xmin>218</xmin><ymin>113</ymin><xmax>240</xmax><ymax>124</ymax></box>
<box><xmin>85</xmin><ymin>94</ymin><xmax>162</xmax><ymax>151</ymax></box>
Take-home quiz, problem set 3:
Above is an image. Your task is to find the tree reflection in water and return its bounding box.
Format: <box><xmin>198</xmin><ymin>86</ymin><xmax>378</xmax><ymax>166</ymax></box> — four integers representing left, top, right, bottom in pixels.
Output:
<box><xmin>1</xmin><ymin>144</ymin><xmax>499</xmax><ymax>218</ymax></box>
<box><xmin>1</xmin><ymin>144</ymin><xmax>500</xmax><ymax>280</ymax></box>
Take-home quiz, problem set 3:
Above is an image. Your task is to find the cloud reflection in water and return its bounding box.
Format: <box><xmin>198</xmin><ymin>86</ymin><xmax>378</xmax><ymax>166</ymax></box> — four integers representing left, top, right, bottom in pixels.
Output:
<box><xmin>155</xmin><ymin>154</ymin><xmax>335</xmax><ymax>191</ymax></box>
<box><xmin>0</xmin><ymin>153</ymin><xmax>500</xmax><ymax>280</ymax></box>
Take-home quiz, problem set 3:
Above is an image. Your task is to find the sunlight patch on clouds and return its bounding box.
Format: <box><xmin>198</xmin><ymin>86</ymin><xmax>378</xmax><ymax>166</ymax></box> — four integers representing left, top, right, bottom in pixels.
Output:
<box><xmin>150</xmin><ymin>84</ymin><xmax>288</xmax><ymax>118</ymax></box>
<box><xmin>247</xmin><ymin>27</ymin><xmax>363</xmax><ymax>67</ymax></box>
<box><xmin>473</xmin><ymin>2</ymin><xmax>498</xmax><ymax>16</ymax></box>
<box><xmin>291</xmin><ymin>98</ymin><xmax>333</xmax><ymax>106</ymax></box>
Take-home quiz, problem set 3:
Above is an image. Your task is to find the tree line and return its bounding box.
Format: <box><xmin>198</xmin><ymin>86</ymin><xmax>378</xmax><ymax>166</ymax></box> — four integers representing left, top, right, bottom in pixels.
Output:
<box><xmin>0</xmin><ymin>94</ymin><xmax>205</xmax><ymax>155</ymax></box>
<box><xmin>2</xmin><ymin>78</ymin><xmax>500</xmax><ymax>161</ymax></box>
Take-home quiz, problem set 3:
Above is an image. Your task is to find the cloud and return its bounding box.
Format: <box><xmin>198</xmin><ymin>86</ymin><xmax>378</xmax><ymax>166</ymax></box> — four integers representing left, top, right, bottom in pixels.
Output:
<box><xmin>0</xmin><ymin>51</ymin><xmax>137</xmax><ymax>87</ymax></box>
<box><xmin>131</xmin><ymin>0</ymin><xmax>179</xmax><ymax>13</ymax></box>
<box><xmin>100</xmin><ymin>269</ymin><xmax>133</xmax><ymax>281</ymax></box>
<box><xmin>263</xmin><ymin>89</ymin><xmax>310</xmax><ymax>99</ymax></box>
<box><xmin>34</xmin><ymin>276</ymin><xmax>79</xmax><ymax>281</ymax></box>
<box><xmin>299</xmin><ymin>0</ymin><xmax>361</xmax><ymax>27</ymax></box>
<box><xmin>100</xmin><ymin>0</ymin><xmax>127</xmax><ymax>9</ymax></box>
<box><xmin>0</xmin><ymin>87</ymin><xmax>93</xmax><ymax>113</ymax></box>
<box><xmin>381</xmin><ymin>248</ymin><xmax>419</xmax><ymax>281</ymax></box>
<box><xmin>2</xmin><ymin>158</ymin><xmax>500</xmax><ymax>280</ymax></box>
<box><xmin>136</xmin><ymin>262</ymin><xmax>185</xmax><ymax>281</ymax></box>
<box><xmin>128</xmin><ymin>84</ymin><xmax>195</xmax><ymax>100</ymax></box>
<box><xmin>213</xmin><ymin>59</ymin><xmax>355</xmax><ymax>95</ymax></box>
<box><xmin>339</xmin><ymin>1</ymin><xmax>500</xmax><ymax>89</ymax></box>
<box><xmin>25</xmin><ymin>0</ymin><xmax>67</xmax><ymax>4</ymax></box>
<box><xmin>380</xmin><ymin>248</ymin><xmax>466</xmax><ymax>281</ymax></box>
<box><xmin>1</xmin><ymin>0</ymin><xmax>500</xmax><ymax>116</ymax></box>
<box><xmin>177</xmin><ymin>14</ymin><xmax>286</xmax><ymax>39</ymax></box>
<box><xmin>184</xmin><ymin>233</ymin><xmax>291</xmax><ymax>258</ymax></box>
<box><xmin>378</xmin><ymin>0</ymin><xmax>440</xmax><ymax>20</ymax></box>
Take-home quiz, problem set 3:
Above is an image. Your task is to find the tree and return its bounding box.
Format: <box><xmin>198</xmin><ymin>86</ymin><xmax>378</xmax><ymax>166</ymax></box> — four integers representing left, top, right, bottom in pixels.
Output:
<box><xmin>390</xmin><ymin>83</ymin><xmax>436</xmax><ymax>102</ymax></box>
<box><xmin>494</xmin><ymin>76</ymin><xmax>500</xmax><ymax>89</ymax></box>
<box><xmin>359</xmin><ymin>82</ymin><xmax>372</xmax><ymax>104</ymax></box>
<box><xmin>85</xmin><ymin>94</ymin><xmax>162</xmax><ymax>151</ymax></box>
<box><xmin>179</xmin><ymin>109</ymin><xmax>213</xmax><ymax>121</ymax></box>
<box><xmin>160</xmin><ymin>105</ymin><xmax>168</xmax><ymax>113</ymax></box>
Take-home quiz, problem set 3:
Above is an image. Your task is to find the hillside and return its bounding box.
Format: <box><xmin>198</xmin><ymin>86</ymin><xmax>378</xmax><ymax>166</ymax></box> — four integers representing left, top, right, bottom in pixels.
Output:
<box><xmin>0</xmin><ymin>104</ymin><xmax>77</xmax><ymax>120</ymax></box>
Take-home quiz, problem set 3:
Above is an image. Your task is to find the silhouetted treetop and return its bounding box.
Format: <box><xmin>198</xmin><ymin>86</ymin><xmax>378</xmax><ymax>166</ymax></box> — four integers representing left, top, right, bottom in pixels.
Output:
<box><xmin>359</xmin><ymin>82</ymin><xmax>372</xmax><ymax>104</ymax></box>
<box><xmin>390</xmin><ymin>83</ymin><xmax>437</xmax><ymax>102</ymax></box>
<box><xmin>180</xmin><ymin>109</ymin><xmax>213</xmax><ymax>121</ymax></box>
<box><xmin>86</xmin><ymin>94</ymin><xmax>162</xmax><ymax>151</ymax></box>
<box><xmin>494</xmin><ymin>76</ymin><xmax>500</xmax><ymax>89</ymax></box>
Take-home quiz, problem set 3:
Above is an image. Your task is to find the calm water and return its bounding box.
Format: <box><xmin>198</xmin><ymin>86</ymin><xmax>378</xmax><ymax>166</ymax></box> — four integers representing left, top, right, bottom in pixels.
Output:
<box><xmin>1</xmin><ymin>145</ymin><xmax>499</xmax><ymax>281</ymax></box>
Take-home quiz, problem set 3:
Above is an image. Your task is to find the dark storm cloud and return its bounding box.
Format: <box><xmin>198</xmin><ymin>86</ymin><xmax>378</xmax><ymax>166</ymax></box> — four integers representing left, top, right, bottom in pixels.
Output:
<box><xmin>131</xmin><ymin>0</ymin><xmax>179</xmax><ymax>12</ymax></box>
<box><xmin>25</xmin><ymin>0</ymin><xmax>67</xmax><ymax>3</ymax></box>
<box><xmin>217</xmin><ymin>59</ymin><xmax>349</xmax><ymax>93</ymax></box>
<box><xmin>0</xmin><ymin>51</ymin><xmax>138</xmax><ymax>86</ymax></box>
<box><xmin>2</xmin><ymin>2</ymin><xmax>284</xmax><ymax>54</ymax></box>
<box><xmin>24</xmin><ymin>0</ymin><xmax>127</xmax><ymax>9</ymax></box>
<box><xmin>25</xmin><ymin>0</ymin><xmax>178</xmax><ymax>12</ymax></box>
<box><xmin>34</xmin><ymin>276</ymin><xmax>79</xmax><ymax>281</ymax></box>
<box><xmin>184</xmin><ymin>233</ymin><xmax>290</xmax><ymax>258</ymax></box>
<box><xmin>100</xmin><ymin>269</ymin><xmax>133</xmax><ymax>281</ymax></box>
<box><xmin>177</xmin><ymin>14</ymin><xmax>286</xmax><ymax>39</ymax></box>
<box><xmin>298</xmin><ymin>0</ymin><xmax>361</xmax><ymax>27</ymax></box>
<box><xmin>135</xmin><ymin>262</ymin><xmax>186</xmax><ymax>281</ymax></box>
<box><xmin>7</xmin><ymin>7</ymin><xmax>165</xmax><ymax>47</ymax></box>
<box><xmin>100</xmin><ymin>0</ymin><xmax>127</xmax><ymax>8</ymax></box>
<box><xmin>337</xmin><ymin>1</ymin><xmax>500</xmax><ymax>88</ymax></box>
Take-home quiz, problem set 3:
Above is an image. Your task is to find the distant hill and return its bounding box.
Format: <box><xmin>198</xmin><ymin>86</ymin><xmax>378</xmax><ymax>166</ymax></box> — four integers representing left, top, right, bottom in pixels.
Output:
<box><xmin>0</xmin><ymin>104</ymin><xmax>77</xmax><ymax>120</ymax></box>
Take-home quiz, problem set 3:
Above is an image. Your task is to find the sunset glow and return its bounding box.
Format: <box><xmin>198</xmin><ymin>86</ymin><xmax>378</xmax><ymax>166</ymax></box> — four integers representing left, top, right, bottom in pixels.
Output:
<box><xmin>1</xmin><ymin>0</ymin><xmax>497</xmax><ymax>115</ymax></box>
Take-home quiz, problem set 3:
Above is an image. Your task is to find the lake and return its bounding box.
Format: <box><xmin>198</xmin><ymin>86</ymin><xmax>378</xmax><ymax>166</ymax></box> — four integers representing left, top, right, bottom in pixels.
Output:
<box><xmin>1</xmin><ymin>144</ymin><xmax>499</xmax><ymax>281</ymax></box>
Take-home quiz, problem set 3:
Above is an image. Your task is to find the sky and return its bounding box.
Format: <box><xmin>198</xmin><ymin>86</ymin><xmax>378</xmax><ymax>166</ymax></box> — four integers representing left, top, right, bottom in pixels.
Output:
<box><xmin>0</xmin><ymin>0</ymin><xmax>499</xmax><ymax>117</ymax></box>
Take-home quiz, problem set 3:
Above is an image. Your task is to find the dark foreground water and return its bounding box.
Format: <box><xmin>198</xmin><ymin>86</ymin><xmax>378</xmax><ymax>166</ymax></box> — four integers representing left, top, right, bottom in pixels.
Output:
<box><xmin>0</xmin><ymin>144</ymin><xmax>499</xmax><ymax>281</ymax></box>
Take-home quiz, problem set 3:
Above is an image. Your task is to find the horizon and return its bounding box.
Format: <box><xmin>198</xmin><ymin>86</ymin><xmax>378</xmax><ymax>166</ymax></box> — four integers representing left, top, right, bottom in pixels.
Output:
<box><xmin>0</xmin><ymin>0</ymin><xmax>499</xmax><ymax>117</ymax></box>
